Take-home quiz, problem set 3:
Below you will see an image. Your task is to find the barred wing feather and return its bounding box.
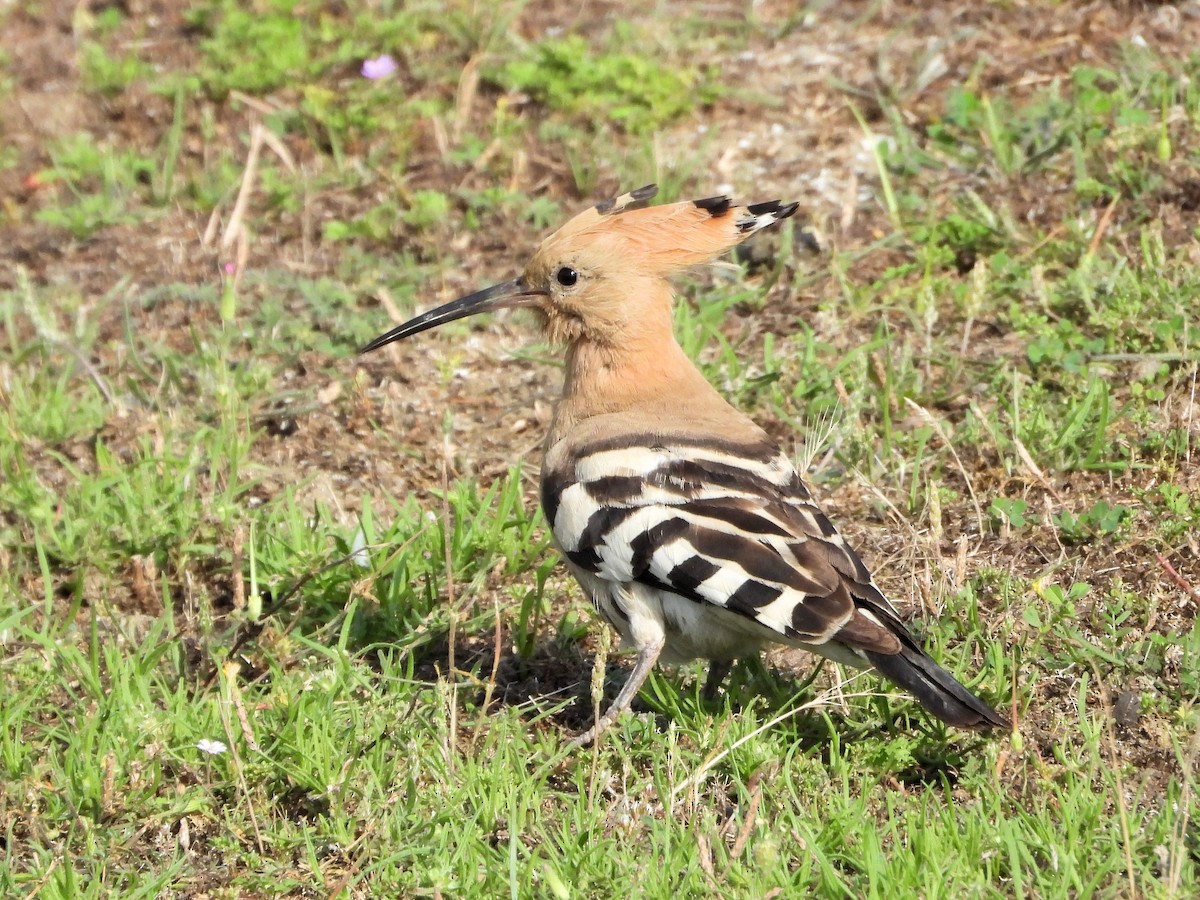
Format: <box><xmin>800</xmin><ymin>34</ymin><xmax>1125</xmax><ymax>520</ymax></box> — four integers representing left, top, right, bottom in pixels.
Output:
<box><xmin>543</xmin><ymin>438</ymin><xmax>903</xmax><ymax>655</ymax></box>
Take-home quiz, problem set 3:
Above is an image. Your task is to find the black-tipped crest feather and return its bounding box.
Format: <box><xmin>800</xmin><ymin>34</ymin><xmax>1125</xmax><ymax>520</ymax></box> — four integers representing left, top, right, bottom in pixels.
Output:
<box><xmin>692</xmin><ymin>195</ymin><xmax>733</xmax><ymax>216</ymax></box>
<box><xmin>596</xmin><ymin>184</ymin><xmax>658</xmax><ymax>215</ymax></box>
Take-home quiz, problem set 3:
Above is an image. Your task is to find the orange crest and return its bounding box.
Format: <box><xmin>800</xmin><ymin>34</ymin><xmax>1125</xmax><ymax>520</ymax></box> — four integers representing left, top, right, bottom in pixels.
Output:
<box><xmin>538</xmin><ymin>185</ymin><xmax>798</xmax><ymax>278</ymax></box>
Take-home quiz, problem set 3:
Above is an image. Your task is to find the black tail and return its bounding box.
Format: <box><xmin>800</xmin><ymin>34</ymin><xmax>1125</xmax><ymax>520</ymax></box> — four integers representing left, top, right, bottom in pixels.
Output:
<box><xmin>866</xmin><ymin>645</ymin><xmax>1009</xmax><ymax>730</ymax></box>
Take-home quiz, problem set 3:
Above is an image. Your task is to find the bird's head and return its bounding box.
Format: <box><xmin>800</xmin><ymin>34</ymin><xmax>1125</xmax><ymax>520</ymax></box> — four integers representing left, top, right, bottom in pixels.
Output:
<box><xmin>360</xmin><ymin>184</ymin><xmax>798</xmax><ymax>354</ymax></box>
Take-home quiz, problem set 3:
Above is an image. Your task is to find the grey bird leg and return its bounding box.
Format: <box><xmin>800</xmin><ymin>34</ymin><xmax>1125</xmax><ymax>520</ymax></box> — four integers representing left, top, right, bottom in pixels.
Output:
<box><xmin>702</xmin><ymin>659</ymin><xmax>732</xmax><ymax>702</ymax></box>
<box><xmin>570</xmin><ymin>635</ymin><xmax>665</xmax><ymax>747</ymax></box>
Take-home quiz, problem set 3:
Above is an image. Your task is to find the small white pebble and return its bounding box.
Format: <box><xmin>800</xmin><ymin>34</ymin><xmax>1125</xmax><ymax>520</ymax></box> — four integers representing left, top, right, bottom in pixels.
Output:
<box><xmin>196</xmin><ymin>738</ymin><xmax>227</xmax><ymax>755</ymax></box>
<box><xmin>350</xmin><ymin>524</ymin><xmax>371</xmax><ymax>569</ymax></box>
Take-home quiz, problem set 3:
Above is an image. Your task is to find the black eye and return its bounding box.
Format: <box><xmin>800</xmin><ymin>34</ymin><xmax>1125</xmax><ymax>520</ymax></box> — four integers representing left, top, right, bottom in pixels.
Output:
<box><xmin>555</xmin><ymin>266</ymin><xmax>579</xmax><ymax>287</ymax></box>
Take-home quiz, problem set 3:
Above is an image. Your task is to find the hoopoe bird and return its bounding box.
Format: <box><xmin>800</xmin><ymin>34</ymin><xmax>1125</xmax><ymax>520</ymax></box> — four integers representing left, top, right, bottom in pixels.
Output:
<box><xmin>362</xmin><ymin>184</ymin><xmax>1008</xmax><ymax>745</ymax></box>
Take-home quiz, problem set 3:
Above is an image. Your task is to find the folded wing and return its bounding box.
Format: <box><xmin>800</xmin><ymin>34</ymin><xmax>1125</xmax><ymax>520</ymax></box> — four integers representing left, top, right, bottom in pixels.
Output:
<box><xmin>544</xmin><ymin>436</ymin><xmax>904</xmax><ymax>656</ymax></box>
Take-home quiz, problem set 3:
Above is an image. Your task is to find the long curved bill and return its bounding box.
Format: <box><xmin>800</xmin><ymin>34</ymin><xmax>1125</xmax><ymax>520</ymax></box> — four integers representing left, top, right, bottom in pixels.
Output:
<box><xmin>359</xmin><ymin>277</ymin><xmax>545</xmax><ymax>354</ymax></box>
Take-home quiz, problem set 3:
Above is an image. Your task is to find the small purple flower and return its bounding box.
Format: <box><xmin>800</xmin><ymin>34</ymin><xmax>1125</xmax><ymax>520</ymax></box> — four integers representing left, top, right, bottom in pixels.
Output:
<box><xmin>223</xmin><ymin>261</ymin><xmax>235</xmax><ymax>275</ymax></box>
<box><xmin>361</xmin><ymin>54</ymin><xmax>398</xmax><ymax>80</ymax></box>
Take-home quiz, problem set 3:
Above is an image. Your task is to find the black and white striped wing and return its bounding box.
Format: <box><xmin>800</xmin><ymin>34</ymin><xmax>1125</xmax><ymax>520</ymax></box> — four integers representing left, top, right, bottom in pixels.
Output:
<box><xmin>542</xmin><ymin>438</ymin><xmax>899</xmax><ymax>650</ymax></box>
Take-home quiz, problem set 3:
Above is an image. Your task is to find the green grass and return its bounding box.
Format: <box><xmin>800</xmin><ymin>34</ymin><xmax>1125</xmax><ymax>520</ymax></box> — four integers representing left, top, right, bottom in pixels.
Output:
<box><xmin>2</xmin><ymin>0</ymin><xmax>1199</xmax><ymax>896</ymax></box>
<box><xmin>495</xmin><ymin>30</ymin><xmax>722</xmax><ymax>136</ymax></box>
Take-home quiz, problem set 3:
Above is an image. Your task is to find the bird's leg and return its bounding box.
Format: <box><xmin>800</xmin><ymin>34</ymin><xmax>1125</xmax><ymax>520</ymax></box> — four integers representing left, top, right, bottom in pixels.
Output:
<box><xmin>569</xmin><ymin>635</ymin><xmax>665</xmax><ymax>747</ymax></box>
<box><xmin>701</xmin><ymin>659</ymin><xmax>732</xmax><ymax>702</ymax></box>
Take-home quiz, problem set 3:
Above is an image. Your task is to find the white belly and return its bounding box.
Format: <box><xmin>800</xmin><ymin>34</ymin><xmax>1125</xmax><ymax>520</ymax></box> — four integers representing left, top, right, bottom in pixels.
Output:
<box><xmin>569</xmin><ymin>565</ymin><xmax>770</xmax><ymax>664</ymax></box>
